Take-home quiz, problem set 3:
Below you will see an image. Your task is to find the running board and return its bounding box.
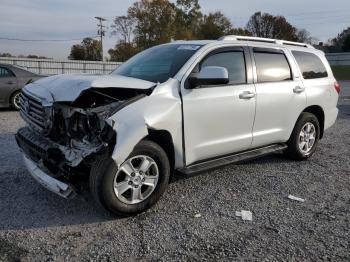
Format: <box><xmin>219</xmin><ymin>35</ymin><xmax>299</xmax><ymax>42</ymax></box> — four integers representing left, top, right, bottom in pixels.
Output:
<box><xmin>178</xmin><ymin>144</ymin><xmax>287</xmax><ymax>175</ymax></box>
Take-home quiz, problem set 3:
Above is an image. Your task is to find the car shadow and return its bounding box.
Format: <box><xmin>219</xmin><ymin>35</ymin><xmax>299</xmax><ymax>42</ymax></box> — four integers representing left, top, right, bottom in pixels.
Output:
<box><xmin>172</xmin><ymin>152</ymin><xmax>292</xmax><ymax>183</ymax></box>
<box><xmin>1</xmin><ymin>100</ymin><xmax>348</xmax><ymax>231</ymax></box>
<box><xmin>0</xmin><ymin>107</ymin><xmax>16</xmax><ymax>112</ymax></box>
<box><xmin>0</xmin><ymin>132</ymin><xmax>119</xmax><ymax>231</ymax></box>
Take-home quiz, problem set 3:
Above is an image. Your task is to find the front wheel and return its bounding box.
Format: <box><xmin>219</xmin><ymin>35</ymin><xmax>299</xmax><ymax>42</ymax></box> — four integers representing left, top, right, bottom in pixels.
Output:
<box><xmin>285</xmin><ymin>112</ymin><xmax>320</xmax><ymax>160</ymax></box>
<box><xmin>10</xmin><ymin>91</ymin><xmax>21</xmax><ymax>111</ymax></box>
<box><xmin>90</xmin><ymin>140</ymin><xmax>170</xmax><ymax>216</ymax></box>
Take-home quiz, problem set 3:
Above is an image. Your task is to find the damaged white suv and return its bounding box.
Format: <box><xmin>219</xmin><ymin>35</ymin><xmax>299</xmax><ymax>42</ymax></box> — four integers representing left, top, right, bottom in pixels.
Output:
<box><xmin>16</xmin><ymin>36</ymin><xmax>340</xmax><ymax>215</ymax></box>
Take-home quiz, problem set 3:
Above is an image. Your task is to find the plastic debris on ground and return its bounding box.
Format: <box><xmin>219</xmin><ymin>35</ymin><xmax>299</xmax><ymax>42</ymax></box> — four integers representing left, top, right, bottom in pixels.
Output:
<box><xmin>288</xmin><ymin>195</ymin><xmax>305</xmax><ymax>202</ymax></box>
<box><xmin>235</xmin><ymin>210</ymin><xmax>253</xmax><ymax>221</ymax></box>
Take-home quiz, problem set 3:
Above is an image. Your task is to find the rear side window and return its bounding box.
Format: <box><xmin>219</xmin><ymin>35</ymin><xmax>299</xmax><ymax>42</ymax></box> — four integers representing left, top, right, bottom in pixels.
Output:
<box><xmin>292</xmin><ymin>51</ymin><xmax>328</xmax><ymax>79</ymax></box>
<box><xmin>0</xmin><ymin>67</ymin><xmax>14</xmax><ymax>78</ymax></box>
<box><xmin>254</xmin><ymin>50</ymin><xmax>292</xmax><ymax>83</ymax></box>
<box><xmin>201</xmin><ymin>51</ymin><xmax>246</xmax><ymax>85</ymax></box>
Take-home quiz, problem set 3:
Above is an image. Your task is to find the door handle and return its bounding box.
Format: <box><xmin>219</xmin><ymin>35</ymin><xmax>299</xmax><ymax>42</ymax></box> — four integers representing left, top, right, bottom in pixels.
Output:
<box><xmin>293</xmin><ymin>86</ymin><xmax>305</xmax><ymax>93</ymax></box>
<box><xmin>239</xmin><ymin>91</ymin><xmax>256</xmax><ymax>99</ymax></box>
<box><xmin>7</xmin><ymin>81</ymin><xmax>14</xmax><ymax>85</ymax></box>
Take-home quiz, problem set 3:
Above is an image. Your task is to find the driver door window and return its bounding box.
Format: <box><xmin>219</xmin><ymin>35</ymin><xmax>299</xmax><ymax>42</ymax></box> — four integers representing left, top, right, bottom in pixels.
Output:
<box><xmin>199</xmin><ymin>51</ymin><xmax>246</xmax><ymax>85</ymax></box>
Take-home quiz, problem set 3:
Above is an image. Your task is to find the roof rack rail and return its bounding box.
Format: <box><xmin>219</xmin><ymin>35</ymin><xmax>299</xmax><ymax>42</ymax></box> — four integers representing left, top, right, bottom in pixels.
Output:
<box><xmin>218</xmin><ymin>35</ymin><xmax>314</xmax><ymax>49</ymax></box>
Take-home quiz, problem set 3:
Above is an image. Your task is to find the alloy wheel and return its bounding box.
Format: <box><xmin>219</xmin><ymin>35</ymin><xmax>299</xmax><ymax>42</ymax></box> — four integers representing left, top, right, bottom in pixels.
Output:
<box><xmin>13</xmin><ymin>93</ymin><xmax>21</xmax><ymax>110</ymax></box>
<box><xmin>298</xmin><ymin>122</ymin><xmax>316</xmax><ymax>154</ymax></box>
<box><xmin>113</xmin><ymin>155</ymin><xmax>159</xmax><ymax>204</ymax></box>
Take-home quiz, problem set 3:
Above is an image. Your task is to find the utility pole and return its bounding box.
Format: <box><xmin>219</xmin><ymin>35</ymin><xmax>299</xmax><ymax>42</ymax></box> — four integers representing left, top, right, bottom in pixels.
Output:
<box><xmin>95</xmin><ymin>16</ymin><xmax>107</xmax><ymax>61</ymax></box>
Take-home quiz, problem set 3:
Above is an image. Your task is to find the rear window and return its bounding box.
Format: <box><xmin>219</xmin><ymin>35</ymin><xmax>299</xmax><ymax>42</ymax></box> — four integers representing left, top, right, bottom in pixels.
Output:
<box><xmin>292</xmin><ymin>51</ymin><xmax>328</xmax><ymax>79</ymax></box>
<box><xmin>254</xmin><ymin>51</ymin><xmax>292</xmax><ymax>83</ymax></box>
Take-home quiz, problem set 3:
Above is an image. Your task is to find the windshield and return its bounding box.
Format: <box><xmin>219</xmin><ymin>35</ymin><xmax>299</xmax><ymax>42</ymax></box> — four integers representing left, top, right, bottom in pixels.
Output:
<box><xmin>111</xmin><ymin>44</ymin><xmax>202</xmax><ymax>83</ymax></box>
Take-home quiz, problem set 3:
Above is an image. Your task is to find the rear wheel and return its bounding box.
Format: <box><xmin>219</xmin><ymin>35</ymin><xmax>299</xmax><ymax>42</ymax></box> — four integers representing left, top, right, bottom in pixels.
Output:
<box><xmin>10</xmin><ymin>91</ymin><xmax>21</xmax><ymax>111</ymax></box>
<box><xmin>285</xmin><ymin>112</ymin><xmax>320</xmax><ymax>160</ymax></box>
<box><xmin>90</xmin><ymin>140</ymin><xmax>170</xmax><ymax>216</ymax></box>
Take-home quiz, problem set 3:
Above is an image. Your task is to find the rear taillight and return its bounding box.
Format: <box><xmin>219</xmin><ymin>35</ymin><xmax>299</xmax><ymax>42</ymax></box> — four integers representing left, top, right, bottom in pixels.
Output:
<box><xmin>334</xmin><ymin>81</ymin><xmax>341</xmax><ymax>94</ymax></box>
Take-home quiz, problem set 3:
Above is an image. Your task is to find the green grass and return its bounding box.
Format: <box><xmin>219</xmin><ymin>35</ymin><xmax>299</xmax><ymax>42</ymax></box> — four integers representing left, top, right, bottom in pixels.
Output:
<box><xmin>331</xmin><ymin>66</ymin><xmax>350</xmax><ymax>81</ymax></box>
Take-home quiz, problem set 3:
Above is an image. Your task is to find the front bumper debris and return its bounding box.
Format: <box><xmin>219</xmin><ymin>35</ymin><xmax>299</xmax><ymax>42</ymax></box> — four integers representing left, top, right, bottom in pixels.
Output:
<box><xmin>22</xmin><ymin>154</ymin><xmax>76</xmax><ymax>198</ymax></box>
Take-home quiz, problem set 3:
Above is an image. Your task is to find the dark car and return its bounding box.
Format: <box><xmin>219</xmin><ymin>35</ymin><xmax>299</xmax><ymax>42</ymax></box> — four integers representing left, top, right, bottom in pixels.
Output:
<box><xmin>0</xmin><ymin>64</ymin><xmax>44</xmax><ymax>110</ymax></box>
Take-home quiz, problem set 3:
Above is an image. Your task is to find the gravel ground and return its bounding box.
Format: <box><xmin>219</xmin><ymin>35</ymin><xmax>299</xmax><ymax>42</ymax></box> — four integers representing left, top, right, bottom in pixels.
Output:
<box><xmin>0</xmin><ymin>82</ymin><xmax>349</xmax><ymax>261</ymax></box>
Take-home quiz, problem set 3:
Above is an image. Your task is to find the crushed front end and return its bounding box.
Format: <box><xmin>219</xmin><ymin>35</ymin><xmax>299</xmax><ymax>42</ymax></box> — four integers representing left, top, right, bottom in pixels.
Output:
<box><xmin>16</xmin><ymin>87</ymin><xmax>148</xmax><ymax>198</ymax></box>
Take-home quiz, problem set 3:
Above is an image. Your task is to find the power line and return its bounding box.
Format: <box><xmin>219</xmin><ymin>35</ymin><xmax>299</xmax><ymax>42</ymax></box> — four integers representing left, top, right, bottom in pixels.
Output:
<box><xmin>0</xmin><ymin>36</ymin><xmax>98</xmax><ymax>42</ymax></box>
<box><xmin>217</xmin><ymin>9</ymin><xmax>350</xmax><ymax>21</ymax></box>
<box><xmin>296</xmin><ymin>20</ymin><xmax>350</xmax><ymax>26</ymax></box>
<box><xmin>282</xmin><ymin>9</ymin><xmax>350</xmax><ymax>18</ymax></box>
<box><xmin>288</xmin><ymin>14</ymin><xmax>350</xmax><ymax>21</ymax></box>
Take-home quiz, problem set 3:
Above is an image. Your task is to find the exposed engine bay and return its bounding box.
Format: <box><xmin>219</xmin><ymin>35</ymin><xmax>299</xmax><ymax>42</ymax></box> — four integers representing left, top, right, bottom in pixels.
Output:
<box><xmin>16</xmin><ymin>87</ymin><xmax>152</xmax><ymax>180</ymax></box>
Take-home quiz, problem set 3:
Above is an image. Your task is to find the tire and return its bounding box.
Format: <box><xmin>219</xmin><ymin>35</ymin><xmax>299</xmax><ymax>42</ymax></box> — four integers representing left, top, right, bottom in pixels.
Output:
<box><xmin>285</xmin><ymin>112</ymin><xmax>320</xmax><ymax>160</ymax></box>
<box><xmin>10</xmin><ymin>90</ymin><xmax>21</xmax><ymax>111</ymax></box>
<box><xmin>90</xmin><ymin>140</ymin><xmax>170</xmax><ymax>216</ymax></box>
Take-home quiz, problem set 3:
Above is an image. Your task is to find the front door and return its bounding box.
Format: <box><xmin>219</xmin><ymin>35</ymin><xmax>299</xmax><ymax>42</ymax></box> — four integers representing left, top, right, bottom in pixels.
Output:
<box><xmin>181</xmin><ymin>47</ymin><xmax>256</xmax><ymax>165</ymax></box>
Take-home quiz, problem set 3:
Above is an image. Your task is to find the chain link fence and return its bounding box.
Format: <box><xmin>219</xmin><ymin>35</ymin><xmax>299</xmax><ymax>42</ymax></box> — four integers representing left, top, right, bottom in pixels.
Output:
<box><xmin>0</xmin><ymin>57</ymin><xmax>122</xmax><ymax>75</ymax></box>
<box><xmin>325</xmin><ymin>53</ymin><xmax>350</xmax><ymax>66</ymax></box>
<box><xmin>1</xmin><ymin>53</ymin><xmax>349</xmax><ymax>76</ymax></box>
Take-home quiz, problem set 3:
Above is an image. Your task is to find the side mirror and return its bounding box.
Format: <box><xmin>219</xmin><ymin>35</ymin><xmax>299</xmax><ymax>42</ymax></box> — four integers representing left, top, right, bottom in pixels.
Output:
<box><xmin>188</xmin><ymin>66</ymin><xmax>229</xmax><ymax>88</ymax></box>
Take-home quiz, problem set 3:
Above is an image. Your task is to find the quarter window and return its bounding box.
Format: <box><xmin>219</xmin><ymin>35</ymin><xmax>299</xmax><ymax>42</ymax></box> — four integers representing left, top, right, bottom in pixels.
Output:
<box><xmin>254</xmin><ymin>51</ymin><xmax>292</xmax><ymax>83</ymax></box>
<box><xmin>201</xmin><ymin>51</ymin><xmax>246</xmax><ymax>85</ymax></box>
<box><xmin>0</xmin><ymin>67</ymin><xmax>14</xmax><ymax>78</ymax></box>
<box><xmin>292</xmin><ymin>51</ymin><xmax>328</xmax><ymax>79</ymax></box>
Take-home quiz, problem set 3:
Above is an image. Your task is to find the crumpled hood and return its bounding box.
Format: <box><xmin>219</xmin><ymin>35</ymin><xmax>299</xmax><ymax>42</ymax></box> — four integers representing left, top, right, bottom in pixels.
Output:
<box><xmin>23</xmin><ymin>74</ymin><xmax>156</xmax><ymax>103</ymax></box>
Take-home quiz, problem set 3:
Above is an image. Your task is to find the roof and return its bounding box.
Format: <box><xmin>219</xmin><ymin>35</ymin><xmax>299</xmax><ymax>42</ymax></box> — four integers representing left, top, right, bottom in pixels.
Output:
<box><xmin>168</xmin><ymin>35</ymin><xmax>322</xmax><ymax>54</ymax></box>
<box><xmin>219</xmin><ymin>35</ymin><xmax>315</xmax><ymax>49</ymax></box>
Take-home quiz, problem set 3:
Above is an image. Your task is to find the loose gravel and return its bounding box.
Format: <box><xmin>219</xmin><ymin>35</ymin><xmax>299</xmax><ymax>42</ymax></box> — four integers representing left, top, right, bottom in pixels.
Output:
<box><xmin>0</xmin><ymin>83</ymin><xmax>349</xmax><ymax>261</ymax></box>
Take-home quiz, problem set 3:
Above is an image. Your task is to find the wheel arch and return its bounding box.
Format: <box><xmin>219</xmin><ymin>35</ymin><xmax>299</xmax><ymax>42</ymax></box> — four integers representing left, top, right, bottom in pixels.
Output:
<box><xmin>145</xmin><ymin>129</ymin><xmax>175</xmax><ymax>179</ymax></box>
<box><xmin>301</xmin><ymin>105</ymin><xmax>325</xmax><ymax>139</ymax></box>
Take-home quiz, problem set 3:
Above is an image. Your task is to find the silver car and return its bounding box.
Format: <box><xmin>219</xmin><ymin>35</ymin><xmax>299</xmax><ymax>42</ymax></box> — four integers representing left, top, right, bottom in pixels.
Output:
<box><xmin>0</xmin><ymin>64</ymin><xmax>43</xmax><ymax>110</ymax></box>
<box><xmin>16</xmin><ymin>36</ymin><xmax>340</xmax><ymax>215</ymax></box>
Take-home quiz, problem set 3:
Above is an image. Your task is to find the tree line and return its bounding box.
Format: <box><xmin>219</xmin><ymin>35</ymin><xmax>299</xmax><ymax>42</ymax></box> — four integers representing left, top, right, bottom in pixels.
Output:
<box><xmin>0</xmin><ymin>53</ymin><xmax>49</xmax><ymax>59</ymax></box>
<box><xmin>69</xmin><ymin>0</ymin><xmax>350</xmax><ymax>61</ymax></box>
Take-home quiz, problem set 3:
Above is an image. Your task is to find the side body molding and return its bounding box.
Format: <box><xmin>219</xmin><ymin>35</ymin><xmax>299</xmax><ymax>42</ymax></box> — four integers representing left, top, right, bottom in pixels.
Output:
<box><xmin>109</xmin><ymin>78</ymin><xmax>184</xmax><ymax>168</ymax></box>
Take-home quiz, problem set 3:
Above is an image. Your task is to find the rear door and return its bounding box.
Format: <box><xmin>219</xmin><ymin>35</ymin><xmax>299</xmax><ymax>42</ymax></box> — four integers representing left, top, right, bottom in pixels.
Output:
<box><xmin>181</xmin><ymin>47</ymin><xmax>256</xmax><ymax>165</ymax></box>
<box><xmin>251</xmin><ymin>47</ymin><xmax>306</xmax><ymax>147</ymax></box>
<box><xmin>0</xmin><ymin>66</ymin><xmax>17</xmax><ymax>103</ymax></box>
<box><xmin>292</xmin><ymin>50</ymin><xmax>338</xmax><ymax>130</ymax></box>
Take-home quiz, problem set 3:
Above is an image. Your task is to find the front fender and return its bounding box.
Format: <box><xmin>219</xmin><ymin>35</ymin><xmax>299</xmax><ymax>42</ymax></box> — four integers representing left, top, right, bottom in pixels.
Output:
<box><xmin>109</xmin><ymin>79</ymin><xmax>183</xmax><ymax>168</ymax></box>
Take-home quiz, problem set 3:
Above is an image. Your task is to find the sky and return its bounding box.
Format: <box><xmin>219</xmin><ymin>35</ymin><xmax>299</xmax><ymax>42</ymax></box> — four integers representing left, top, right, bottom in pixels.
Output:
<box><xmin>0</xmin><ymin>0</ymin><xmax>349</xmax><ymax>60</ymax></box>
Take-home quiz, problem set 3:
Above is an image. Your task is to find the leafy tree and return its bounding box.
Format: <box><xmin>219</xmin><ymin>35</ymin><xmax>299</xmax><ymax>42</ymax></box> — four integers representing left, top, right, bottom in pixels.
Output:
<box><xmin>198</xmin><ymin>12</ymin><xmax>233</xmax><ymax>39</ymax></box>
<box><xmin>108</xmin><ymin>42</ymin><xmax>139</xmax><ymax>62</ymax></box>
<box><xmin>111</xmin><ymin>16</ymin><xmax>135</xmax><ymax>44</ymax></box>
<box><xmin>343</xmin><ymin>34</ymin><xmax>350</xmax><ymax>52</ymax></box>
<box><xmin>246</xmin><ymin>12</ymin><xmax>298</xmax><ymax>41</ymax></box>
<box><xmin>69</xmin><ymin>45</ymin><xmax>85</xmax><ymax>60</ymax></box>
<box><xmin>27</xmin><ymin>54</ymin><xmax>48</xmax><ymax>59</ymax></box>
<box><xmin>331</xmin><ymin>27</ymin><xmax>350</xmax><ymax>52</ymax></box>
<box><xmin>108</xmin><ymin>2</ymin><xmax>317</xmax><ymax>61</ymax></box>
<box><xmin>174</xmin><ymin>0</ymin><xmax>202</xmax><ymax>39</ymax></box>
<box><xmin>0</xmin><ymin>53</ymin><xmax>13</xmax><ymax>57</ymax></box>
<box><xmin>230</xmin><ymin>28</ymin><xmax>252</xmax><ymax>36</ymax></box>
<box><xmin>69</xmin><ymin>37</ymin><xmax>101</xmax><ymax>61</ymax></box>
<box><xmin>296</xmin><ymin>29</ymin><xmax>317</xmax><ymax>44</ymax></box>
<box><xmin>128</xmin><ymin>0</ymin><xmax>177</xmax><ymax>49</ymax></box>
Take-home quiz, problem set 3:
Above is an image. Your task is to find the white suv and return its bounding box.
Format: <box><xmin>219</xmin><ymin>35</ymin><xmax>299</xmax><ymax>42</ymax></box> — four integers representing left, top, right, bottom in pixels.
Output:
<box><xmin>16</xmin><ymin>35</ymin><xmax>340</xmax><ymax>215</ymax></box>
